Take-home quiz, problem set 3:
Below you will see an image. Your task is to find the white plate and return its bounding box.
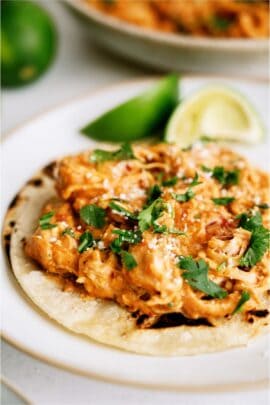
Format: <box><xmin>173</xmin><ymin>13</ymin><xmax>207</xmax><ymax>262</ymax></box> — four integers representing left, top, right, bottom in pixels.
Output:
<box><xmin>2</xmin><ymin>76</ymin><xmax>269</xmax><ymax>391</ymax></box>
<box><xmin>65</xmin><ymin>0</ymin><xmax>268</xmax><ymax>78</ymax></box>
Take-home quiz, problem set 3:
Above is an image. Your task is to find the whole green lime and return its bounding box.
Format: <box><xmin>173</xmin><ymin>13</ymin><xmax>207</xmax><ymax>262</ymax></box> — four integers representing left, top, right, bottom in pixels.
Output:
<box><xmin>1</xmin><ymin>1</ymin><xmax>57</xmax><ymax>87</ymax></box>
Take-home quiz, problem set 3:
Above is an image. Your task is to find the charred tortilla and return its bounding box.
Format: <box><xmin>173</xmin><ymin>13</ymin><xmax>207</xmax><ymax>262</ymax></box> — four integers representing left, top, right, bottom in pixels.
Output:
<box><xmin>3</xmin><ymin>143</ymin><xmax>270</xmax><ymax>355</ymax></box>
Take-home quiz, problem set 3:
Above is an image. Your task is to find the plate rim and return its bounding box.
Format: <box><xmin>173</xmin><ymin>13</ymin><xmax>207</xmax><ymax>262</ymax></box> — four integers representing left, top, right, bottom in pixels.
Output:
<box><xmin>65</xmin><ymin>0</ymin><xmax>269</xmax><ymax>52</ymax></box>
<box><xmin>2</xmin><ymin>74</ymin><xmax>269</xmax><ymax>392</ymax></box>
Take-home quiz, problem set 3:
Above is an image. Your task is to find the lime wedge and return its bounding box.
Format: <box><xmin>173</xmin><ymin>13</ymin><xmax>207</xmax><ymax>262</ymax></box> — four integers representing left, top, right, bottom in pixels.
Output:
<box><xmin>165</xmin><ymin>85</ymin><xmax>265</xmax><ymax>147</ymax></box>
<box><xmin>81</xmin><ymin>75</ymin><xmax>179</xmax><ymax>142</ymax></box>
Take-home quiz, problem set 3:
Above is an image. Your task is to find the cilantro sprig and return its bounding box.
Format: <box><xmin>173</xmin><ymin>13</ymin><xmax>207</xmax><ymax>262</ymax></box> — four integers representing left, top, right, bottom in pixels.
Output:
<box><xmin>39</xmin><ymin>211</ymin><xmax>57</xmax><ymax>230</ymax></box>
<box><xmin>212</xmin><ymin>196</ymin><xmax>235</xmax><ymax>205</ymax></box>
<box><xmin>232</xmin><ymin>291</ymin><xmax>250</xmax><ymax>315</ymax></box>
<box><xmin>138</xmin><ymin>198</ymin><xmax>166</xmax><ymax>232</ymax></box>
<box><xmin>178</xmin><ymin>256</ymin><xmax>228</xmax><ymax>299</ymax></box>
<box><xmin>110</xmin><ymin>229</ymin><xmax>140</xmax><ymax>270</ymax></box>
<box><xmin>80</xmin><ymin>204</ymin><xmax>106</xmax><ymax>228</ymax></box>
<box><xmin>121</xmin><ymin>251</ymin><xmax>137</xmax><ymax>270</ymax></box>
<box><xmin>90</xmin><ymin>143</ymin><xmax>135</xmax><ymax>163</ymax></box>
<box><xmin>237</xmin><ymin>211</ymin><xmax>270</xmax><ymax>268</ymax></box>
<box><xmin>202</xmin><ymin>166</ymin><xmax>239</xmax><ymax>187</ymax></box>
<box><xmin>109</xmin><ymin>201</ymin><xmax>137</xmax><ymax>220</ymax></box>
<box><xmin>172</xmin><ymin>172</ymin><xmax>200</xmax><ymax>203</ymax></box>
<box><xmin>146</xmin><ymin>184</ymin><xmax>163</xmax><ymax>205</ymax></box>
<box><xmin>162</xmin><ymin>176</ymin><xmax>178</xmax><ymax>187</ymax></box>
<box><xmin>78</xmin><ymin>231</ymin><xmax>94</xmax><ymax>253</ymax></box>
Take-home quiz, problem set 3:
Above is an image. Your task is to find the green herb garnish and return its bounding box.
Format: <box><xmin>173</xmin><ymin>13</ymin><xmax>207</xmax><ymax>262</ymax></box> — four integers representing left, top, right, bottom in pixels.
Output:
<box><xmin>237</xmin><ymin>212</ymin><xmax>270</xmax><ymax>268</ymax></box>
<box><xmin>210</xmin><ymin>15</ymin><xmax>233</xmax><ymax>31</ymax></box>
<box><xmin>178</xmin><ymin>256</ymin><xmax>228</xmax><ymax>298</ymax></box>
<box><xmin>80</xmin><ymin>204</ymin><xmax>106</xmax><ymax>228</ymax></box>
<box><xmin>257</xmin><ymin>203</ymin><xmax>270</xmax><ymax>210</ymax></box>
<box><xmin>90</xmin><ymin>143</ymin><xmax>135</xmax><ymax>163</ymax></box>
<box><xmin>78</xmin><ymin>231</ymin><xmax>94</xmax><ymax>253</ymax></box>
<box><xmin>121</xmin><ymin>250</ymin><xmax>137</xmax><ymax>270</ymax></box>
<box><xmin>162</xmin><ymin>176</ymin><xmax>178</xmax><ymax>187</ymax></box>
<box><xmin>232</xmin><ymin>291</ymin><xmax>250</xmax><ymax>314</ymax></box>
<box><xmin>62</xmin><ymin>228</ymin><xmax>75</xmax><ymax>237</ymax></box>
<box><xmin>39</xmin><ymin>211</ymin><xmax>57</xmax><ymax>230</ymax></box>
<box><xmin>189</xmin><ymin>172</ymin><xmax>201</xmax><ymax>187</ymax></box>
<box><xmin>146</xmin><ymin>184</ymin><xmax>163</xmax><ymax>205</ymax></box>
<box><xmin>172</xmin><ymin>189</ymin><xmax>195</xmax><ymax>203</ymax></box>
<box><xmin>212</xmin><ymin>166</ymin><xmax>239</xmax><ymax>186</ymax></box>
<box><xmin>112</xmin><ymin>229</ymin><xmax>142</xmax><ymax>245</ymax></box>
<box><xmin>212</xmin><ymin>197</ymin><xmax>235</xmax><ymax>205</ymax></box>
<box><xmin>109</xmin><ymin>201</ymin><xmax>137</xmax><ymax>220</ymax></box>
<box><xmin>138</xmin><ymin>198</ymin><xmax>166</xmax><ymax>232</ymax></box>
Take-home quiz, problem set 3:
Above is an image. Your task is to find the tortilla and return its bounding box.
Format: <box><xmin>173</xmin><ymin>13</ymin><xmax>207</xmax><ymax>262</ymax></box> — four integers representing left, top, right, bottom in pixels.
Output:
<box><xmin>3</xmin><ymin>164</ymin><xmax>269</xmax><ymax>356</ymax></box>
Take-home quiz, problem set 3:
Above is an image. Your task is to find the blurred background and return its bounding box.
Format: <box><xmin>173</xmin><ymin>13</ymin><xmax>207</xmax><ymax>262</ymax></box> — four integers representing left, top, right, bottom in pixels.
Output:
<box><xmin>1</xmin><ymin>1</ymin><xmax>269</xmax><ymax>404</ymax></box>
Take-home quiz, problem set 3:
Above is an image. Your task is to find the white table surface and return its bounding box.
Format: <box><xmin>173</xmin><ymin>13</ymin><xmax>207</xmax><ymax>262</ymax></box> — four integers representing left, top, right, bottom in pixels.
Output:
<box><xmin>2</xmin><ymin>1</ymin><xmax>269</xmax><ymax>404</ymax></box>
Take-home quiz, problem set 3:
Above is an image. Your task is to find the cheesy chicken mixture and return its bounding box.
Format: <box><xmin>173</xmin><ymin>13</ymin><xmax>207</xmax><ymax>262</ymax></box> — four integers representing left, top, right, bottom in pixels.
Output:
<box><xmin>25</xmin><ymin>143</ymin><xmax>270</xmax><ymax>327</ymax></box>
<box><xmin>88</xmin><ymin>0</ymin><xmax>269</xmax><ymax>39</ymax></box>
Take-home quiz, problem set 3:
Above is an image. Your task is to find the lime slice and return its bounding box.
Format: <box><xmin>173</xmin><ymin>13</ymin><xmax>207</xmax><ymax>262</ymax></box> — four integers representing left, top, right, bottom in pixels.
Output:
<box><xmin>165</xmin><ymin>86</ymin><xmax>265</xmax><ymax>147</ymax></box>
<box><xmin>81</xmin><ymin>75</ymin><xmax>179</xmax><ymax>142</ymax></box>
<box><xmin>1</xmin><ymin>1</ymin><xmax>57</xmax><ymax>88</ymax></box>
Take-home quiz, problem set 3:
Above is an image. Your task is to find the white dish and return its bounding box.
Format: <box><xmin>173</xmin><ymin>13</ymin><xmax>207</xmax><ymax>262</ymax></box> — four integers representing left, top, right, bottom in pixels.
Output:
<box><xmin>65</xmin><ymin>0</ymin><xmax>269</xmax><ymax>78</ymax></box>
<box><xmin>2</xmin><ymin>75</ymin><xmax>269</xmax><ymax>391</ymax></box>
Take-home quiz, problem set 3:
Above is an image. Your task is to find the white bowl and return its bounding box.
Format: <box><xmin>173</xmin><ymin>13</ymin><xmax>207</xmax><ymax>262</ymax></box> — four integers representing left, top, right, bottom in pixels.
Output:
<box><xmin>65</xmin><ymin>0</ymin><xmax>269</xmax><ymax>78</ymax></box>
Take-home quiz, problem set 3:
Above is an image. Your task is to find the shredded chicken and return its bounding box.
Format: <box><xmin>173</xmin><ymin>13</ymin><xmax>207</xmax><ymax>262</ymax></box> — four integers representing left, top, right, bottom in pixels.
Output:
<box><xmin>25</xmin><ymin>143</ymin><xmax>270</xmax><ymax>325</ymax></box>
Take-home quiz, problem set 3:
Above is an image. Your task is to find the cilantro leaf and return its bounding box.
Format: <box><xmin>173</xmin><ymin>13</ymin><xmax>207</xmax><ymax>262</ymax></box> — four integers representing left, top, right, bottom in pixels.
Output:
<box><xmin>138</xmin><ymin>198</ymin><xmax>166</xmax><ymax>232</ymax></box>
<box><xmin>78</xmin><ymin>231</ymin><xmax>94</xmax><ymax>253</ymax></box>
<box><xmin>237</xmin><ymin>211</ymin><xmax>262</xmax><ymax>230</ymax></box>
<box><xmin>211</xmin><ymin>166</ymin><xmax>239</xmax><ymax>186</ymax></box>
<box><xmin>112</xmin><ymin>229</ymin><xmax>142</xmax><ymax>245</ymax></box>
<box><xmin>237</xmin><ymin>211</ymin><xmax>270</xmax><ymax>268</ymax></box>
<box><xmin>232</xmin><ymin>291</ymin><xmax>250</xmax><ymax>314</ymax></box>
<box><xmin>146</xmin><ymin>184</ymin><xmax>162</xmax><ymax>205</ymax></box>
<box><xmin>39</xmin><ymin>211</ymin><xmax>57</xmax><ymax>230</ymax></box>
<box><xmin>80</xmin><ymin>204</ymin><xmax>106</xmax><ymax>228</ymax></box>
<box><xmin>172</xmin><ymin>189</ymin><xmax>194</xmax><ymax>203</ymax></box>
<box><xmin>212</xmin><ymin>196</ymin><xmax>235</xmax><ymax>205</ymax></box>
<box><xmin>189</xmin><ymin>172</ymin><xmax>201</xmax><ymax>187</ymax></box>
<box><xmin>62</xmin><ymin>228</ymin><xmax>75</xmax><ymax>237</ymax></box>
<box><xmin>121</xmin><ymin>250</ymin><xmax>137</xmax><ymax>270</ymax></box>
<box><xmin>162</xmin><ymin>176</ymin><xmax>178</xmax><ymax>187</ymax></box>
<box><xmin>210</xmin><ymin>15</ymin><xmax>234</xmax><ymax>31</ymax></box>
<box><xmin>109</xmin><ymin>201</ymin><xmax>137</xmax><ymax>220</ymax></box>
<box><xmin>178</xmin><ymin>256</ymin><xmax>228</xmax><ymax>299</ymax></box>
<box><xmin>257</xmin><ymin>203</ymin><xmax>270</xmax><ymax>210</ymax></box>
<box><xmin>90</xmin><ymin>143</ymin><xmax>135</xmax><ymax>163</ymax></box>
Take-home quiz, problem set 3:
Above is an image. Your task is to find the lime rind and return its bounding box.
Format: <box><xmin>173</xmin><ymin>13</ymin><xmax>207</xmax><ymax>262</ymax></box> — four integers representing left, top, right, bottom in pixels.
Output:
<box><xmin>165</xmin><ymin>85</ymin><xmax>265</xmax><ymax>148</ymax></box>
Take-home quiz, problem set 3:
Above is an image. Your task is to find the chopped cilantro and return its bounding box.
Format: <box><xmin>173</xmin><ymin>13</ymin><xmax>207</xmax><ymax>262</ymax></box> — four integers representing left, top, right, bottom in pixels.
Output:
<box><xmin>232</xmin><ymin>291</ymin><xmax>250</xmax><ymax>314</ymax></box>
<box><xmin>39</xmin><ymin>211</ymin><xmax>57</xmax><ymax>230</ymax></box>
<box><xmin>210</xmin><ymin>15</ymin><xmax>233</xmax><ymax>31</ymax></box>
<box><xmin>257</xmin><ymin>203</ymin><xmax>270</xmax><ymax>210</ymax></box>
<box><xmin>112</xmin><ymin>229</ymin><xmax>142</xmax><ymax>245</ymax></box>
<box><xmin>162</xmin><ymin>176</ymin><xmax>178</xmax><ymax>187</ymax></box>
<box><xmin>146</xmin><ymin>184</ymin><xmax>162</xmax><ymax>205</ymax></box>
<box><xmin>212</xmin><ymin>196</ymin><xmax>235</xmax><ymax>205</ymax></box>
<box><xmin>62</xmin><ymin>228</ymin><xmax>75</xmax><ymax>237</ymax></box>
<box><xmin>90</xmin><ymin>143</ymin><xmax>135</xmax><ymax>163</ymax></box>
<box><xmin>78</xmin><ymin>231</ymin><xmax>94</xmax><ymax>253</ymax></box>
<box><xmin>109</xmin><ymin>201</ymin><xmax>137</xmax><ymax>220</ymax></box>
<box><xmin>138</xmin><ymin>198</ymin><xmax>166</xmax><ymax>232</ymax></box>
<box><xmin>189</xmin><ymin>172</ymin><xmax>202</xmax><ymax>187</ymax></box>
<box><xmin>121</xmin><ymin>250</ymin><xmax>137</xmax><ymax>270</ymax></box>
<box><xmin>80</xmin><ymin>204</ymin><xmax>106</xmax><ymax>228</ymax></box>
<box><xmin>201</xmin><ymin>165</ymin><xmax>212</xmax><ymax>172</ymax></box>
<box><xmin>178</xmin><ymin>256</ymin><xmax>228</xmax><ymax>299</ymax></box>
<box><xmin>172</xmin><ymin>189</ymin><xmax>195</xmax><ymax>203</ymax></box>
<box><xmin>237</xmin><ymin>211</ymin><xmax>270</xmax><ymax>268</ymax></box>
<box><xmin>212</xmin><ymin>166</ymin><xmax>239</xmax><ymax>186</ymax></box>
